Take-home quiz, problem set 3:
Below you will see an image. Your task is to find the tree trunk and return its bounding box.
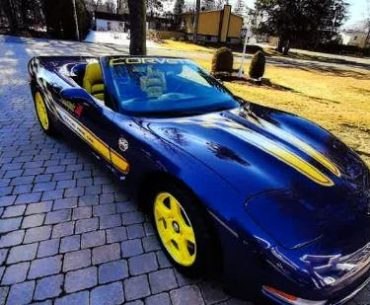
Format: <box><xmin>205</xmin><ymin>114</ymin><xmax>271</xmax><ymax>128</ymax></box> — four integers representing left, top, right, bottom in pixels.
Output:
<box><xmin>193</xmin><ymin>0</ymin><xmax>200</xmax><ymax>43</ymax></box>
<box><xmin>277</xmin><ymin>37</ymin><xmax>284</xmax><ymax>53</ymax></box>
<box><xmin>128</xmin><ymin>0</ymin><xmax>147</xmax><ymax>55</ymax></box>
<box><xmin>4</xmin><ymin>0</ymin><xmax>18</xmax><ymax>33</ymax></box>
<box><xmin>283</xmin><ymin>39</ymin><xmax>290</xmax><ymax>55</ymax></box>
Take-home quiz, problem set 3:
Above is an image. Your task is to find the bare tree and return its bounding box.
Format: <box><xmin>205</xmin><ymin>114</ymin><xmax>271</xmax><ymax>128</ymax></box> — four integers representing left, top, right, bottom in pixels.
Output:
<box><xmin>128</xmin><ymin>0</ymin><xmax>147</xmax><ymax>55</ymax></box>
<box><xmin>193</xmin><ymin>0</ymin><xmax>200</xmax><ymax>42</ymax></box>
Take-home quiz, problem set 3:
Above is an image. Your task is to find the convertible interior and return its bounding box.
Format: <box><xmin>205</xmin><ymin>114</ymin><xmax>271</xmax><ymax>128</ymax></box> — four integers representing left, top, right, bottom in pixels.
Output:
<box><xmin>71</xmin><ymin>62</ymin><xmax>105</xmax><ymax>103</ymax></box>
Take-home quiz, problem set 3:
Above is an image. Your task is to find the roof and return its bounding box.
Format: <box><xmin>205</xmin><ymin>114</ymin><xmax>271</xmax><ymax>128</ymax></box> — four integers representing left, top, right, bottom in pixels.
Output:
<box><xmin>94</xmin><ymin>11</ymin><xmax>127</xmax><ymax>21</ymax></box>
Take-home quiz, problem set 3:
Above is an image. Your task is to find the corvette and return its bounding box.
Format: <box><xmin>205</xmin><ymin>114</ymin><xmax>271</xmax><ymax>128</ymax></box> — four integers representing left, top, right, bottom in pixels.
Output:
<box><xmin>28</xmin><ymin>55</ymin><xmax>370</xmax><ymax>304</ymax></box>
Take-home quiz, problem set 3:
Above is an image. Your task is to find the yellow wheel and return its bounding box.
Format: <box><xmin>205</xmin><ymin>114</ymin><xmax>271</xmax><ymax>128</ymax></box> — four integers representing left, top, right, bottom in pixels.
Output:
<box><xmin>35</xmin><ymin>91</ymin><xmax>49</xmax><ymax>131</ymax></box>
<box><xmin>154</xmin><ymin>192</ymin><xmax>197</xmax><ymax>267</ymax></box>
<box><xmin>151</xmin><ymin>182</ymin><xmax>218</xmax><ymax>276</ymax></box>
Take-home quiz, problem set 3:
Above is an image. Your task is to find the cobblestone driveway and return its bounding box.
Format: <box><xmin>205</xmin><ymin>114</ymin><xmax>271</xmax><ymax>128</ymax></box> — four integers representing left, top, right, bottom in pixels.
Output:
<box><xmin>0</xmin><ymin>35</ymin><xmax>369</xmax><ymax>305</ymax></box>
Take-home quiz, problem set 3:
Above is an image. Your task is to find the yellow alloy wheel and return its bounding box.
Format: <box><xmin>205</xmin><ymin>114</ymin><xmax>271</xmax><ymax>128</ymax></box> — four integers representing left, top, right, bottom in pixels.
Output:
<box><xmin>35</xmin><ymin>92</ymin><xmax>49</xmax><ymax>131</ymax></box>
<box><xmin>154</xmin><ymin>192</ymin><xmax>197</xmax><ymax>267</ymax></box>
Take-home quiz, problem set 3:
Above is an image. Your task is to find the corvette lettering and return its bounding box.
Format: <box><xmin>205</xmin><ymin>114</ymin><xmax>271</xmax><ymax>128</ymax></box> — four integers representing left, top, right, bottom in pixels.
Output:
<box><xmin>110</xmin><ymin>57</ymin><xmax>191</xmax><ymax>66</ymax></box>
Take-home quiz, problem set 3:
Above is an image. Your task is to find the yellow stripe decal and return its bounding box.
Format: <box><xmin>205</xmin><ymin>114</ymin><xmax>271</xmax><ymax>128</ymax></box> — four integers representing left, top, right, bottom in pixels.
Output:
<box><xmin>232</xmin><ymin>128</ymin><xmax>334</xmax><ymax>187</ymax></box>
<box><xmin>55</xmin><ymin>105</ymin><xmax>129</xmax><ymax>174</ymax></box>
<box><xmin>247</xmin><ymin>115</ymin><xmax>341</xmax><ymax>177</ymax></box>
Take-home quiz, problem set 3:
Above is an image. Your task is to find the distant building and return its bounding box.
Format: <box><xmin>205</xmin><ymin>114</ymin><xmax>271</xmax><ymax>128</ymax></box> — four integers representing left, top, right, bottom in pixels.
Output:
<box><xmin>181</xmin><ymin>5</ymin><xmax>243</xmax><ymax>44</ymax></box>
<box><xmin>340</xmin><ymin>30</ymin><xmax>368</xmax><ymax>47</ymax></box>
<box><xmin>94</xmin><ymin>12</ymin><xmax>128</xmax><ymax>32</ymax></box>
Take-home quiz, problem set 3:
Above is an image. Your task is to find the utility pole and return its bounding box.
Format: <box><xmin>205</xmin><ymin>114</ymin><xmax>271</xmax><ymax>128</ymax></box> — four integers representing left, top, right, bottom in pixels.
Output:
<box><xmin>72</xmin><ymin>0</ymin><xmax>80</xmax><ymax>41</ymax></box>
<box><xmin>193</xmin><ymin>0</ymin><xmax>200</xmax><ymax>43</ymax></box>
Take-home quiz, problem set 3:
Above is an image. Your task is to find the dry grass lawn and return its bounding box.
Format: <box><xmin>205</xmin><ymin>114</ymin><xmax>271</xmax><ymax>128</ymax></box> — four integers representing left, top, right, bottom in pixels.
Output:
<box><xmin>158</xmin><ymin>41</ymin><xmax>370</xmax><ymax>166</ymax></box>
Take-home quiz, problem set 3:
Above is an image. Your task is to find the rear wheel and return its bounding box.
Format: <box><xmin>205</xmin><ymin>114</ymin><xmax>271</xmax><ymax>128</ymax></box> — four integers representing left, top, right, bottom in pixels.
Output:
<box><xmin>152</xmin><ymin>181</ymin><xmax>217</xmax><ymax>276</ymax></box>
<box><xmin>34</xmin><ymin>91</ymin><xmax>57</xmax><ymax>136</ymax></box>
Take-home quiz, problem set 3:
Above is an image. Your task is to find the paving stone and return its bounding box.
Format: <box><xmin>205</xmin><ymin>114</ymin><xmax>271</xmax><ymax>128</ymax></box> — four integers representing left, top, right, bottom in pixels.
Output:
<box><xmin>60</xmin><ymin>235</ymin><xmax>80</xmax><ymax>253</ymax></box>
<box><xmin>91</xmin><ymin>281</ymin><xmax>125</xmax><ymax>305</ymax></box>
<box><xmin>126</xmin><ymin>301</ymin><xmax>144</xmax><ymax>305</ymax></box>
<box><xmin>2</xmin><ymin>205</ymin><xmax>26</xmax><ymax>218</ymax></box>
<box><xmin>24</xmin><ymin>226</ymin><xmax>51</xmax><ymax>243</ymax></box>
<box><xmin>0</xmin><ymin>230</ymin><xmax>25</xmax><ymax>248</ymax></box>
<box><xmin>99</xmin><ymin>260</ymin><xmax>129</xmax><ymax>284</ymax></box>
<box><xmin>149</xmin><ymin>269</ymin><xmax>178</xmax><ymax>294</ymax></box>
<box><xmin>28</xmin><ymin>255</ymin><xmax>62</xmax><ymax>279</ymax></box>
<box><xmin>124</xmin><ymin>275</ymin><xmax>151</xmax><ymax>301</ymax></box>
<box><xmin>99</xmin><ymin>193</ymin><xmax>115</xmax><ymax>204</ymax></box>
<box><xmin>199</xmin><ymin>281</ymin><xmax>228</xmax><ymax>304</ymax></box>
<box><xmin>92</xmin><ymin>243</ymin><xmax>121</xmax><ymax>265</ymax></box>
<box><xmin>0</xmin><ymin>249</ymin><xmax>7</xmax><ymax>265</ymax></box>
<box><xmin>0</xmin><ymin>286</ymin><xmax>9</xmax><ymax>305</ymax></box>
<box><xmin>85</xmin><ymin>185</ymin><xmax>102</xmax><ymax>195</ymax></box>
<box><xmin>72</xmin><ymin>206</ymin><xmax>92</xmax><ymax>220</ymax></box>
<box><xmin>0</xmin><ymin>195</ymin><xmax>16</xmax><ymax>207</ymax></box>
<box><xmin>2</xmin><ymin>262</ymin><xmax>29</xmax><ymax>285</ymax></box>
<box><xmin>65</xmin><ymin>187</ymin><xmax>85</xmax><ymax>198</ymax></box>
<box><xmin>15</xmin><ymin>192</ymin><xmax>41</xmax><ymax>204</ymax></box>
<box><xmin>129</xmin><ymin>252</ymin><xmax>158</xmax><ymax>275</ymax></box>
<box><xmin>6</xmin><ymin>280</ymin><xmax>34</xmax><ymax>305</ymax></box>
<box><xmin>22</xmin><ymin>213</ymin><xmax>45</xmax><ymax>228</ymax></box>
<box><xmin>145</xmin><ymin>293</ymin><xmax>171</xmax><ymax>305</ymax></box>
<box><xmin>81</xmin><ymin>230</ymin><xmax>105</xmax><ymax>249</ymax></box>
<box><xmin>156</xmin><ymin>251</ymin><xmax>172</xmax><ymax>269</ymax></box>
<box><xmin>127</xmin><ymin>224</ymin><xmax>145</xmax><ymax>239</ymax></box>
<box><xmin>170</xmin><ymin>285</ymin><xmax>205</xmax><ymax>305</ymax></box>
<box><xmin>121</xmin><ymin>239</ymin><xmax>143</xmax><ymax>258</ymax></box>
<box><xmin>142</xmin><ymin>236</ymin><xmax>161</xmax><ymax>252</ymax></box>
<box><xmin>42</xmin><ymin>189</ymin><xmax>64</xmax><ymax>201</ymax></box>
<box><xmin>12</xmin><ymin>185</ymin><xmax>32</xmax><ymax>195</ymax></box>
<box><xmin>65</xmin><ymin>266</ymin><xmax>98</xmax><ymax>293</ymax></box>
<box><xmin>25</xmin><ymin>201</ymin><xmax>52</xmax><ymax>215</ymax></box>
<box><xmin>144</xmin><ymin>223</ymin><xmax>155</xmax><ymax>236</ymax></box>
<box><xmin>99</xmin><ymin>214</ymin><xmax>121</xmax><ymax>229</ymax></box>
<box><xmin>7</xmin><ymin>243</ymin><xmax>38</xmax><ymax>264</ymax></box>
<box><xmin>34</xmin><ymin>274</ymin><xmax>63</xmax><ymax>300</ymax></box>
<box><xmin>53</xmin><ymin>197</ymin><xmax>78</xmax><ymax>210</ymax></box>
<box><xmin>122</xmin><ymin>211</ymin><xmax>145</xmax><ymax>225</ymax></box>
<box><xmin>93</xmin><ymin>204</ymin><xmax>116</xmax><ymax>216</ymax></box>
<box><xmin>106</xmin><ymin>226</ymin><xmax>127</xmax><ymax>243</ymax></box>
<box><xmin>45</xmin><ymin>209</ymin><xmax>71</xmax><ymax>225</ymax></box>
<box><xmin>33</xmin><ymin>182</ymin><xmax>56</xmax><ymax>192</ymax></box>
<box><xmin>29</xmin><ymin>300</ymin><xmax>53</xmax><ymax>305</ymax></box>
<box><xmin>63</xmin><ymin>249</ymin><xmax>91</xmax><ymax>271</ymax></box>
<box><xmin>55</xmin><ymin>291</ymin><xmax>89</xmax><ymax>305</ymax></box>
<box><xmin>52</xmin><ymin>221</ymin><xmax>74</xmax><ymax>238</ymax></box>
<box><xmin>0</xmin><ymin>217</ymin><xmax>22</xmax><ymax>233</ymax></box>
<box><xmin>37</xmin><ymin>238</ymin><xmax>60</xmax><ymax>258</ymax></box>
<box><xmin>75</xmin><ymin>217</ymin><xmax>99</xmax><ymax>234</ymax></box>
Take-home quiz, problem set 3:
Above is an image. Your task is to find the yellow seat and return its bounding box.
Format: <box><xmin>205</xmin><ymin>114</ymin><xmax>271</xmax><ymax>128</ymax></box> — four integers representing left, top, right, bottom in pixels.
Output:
<box><xmin>83</xmin><ymin>62</ymin><xmax>105</xmax><ymax>101</ymax></box>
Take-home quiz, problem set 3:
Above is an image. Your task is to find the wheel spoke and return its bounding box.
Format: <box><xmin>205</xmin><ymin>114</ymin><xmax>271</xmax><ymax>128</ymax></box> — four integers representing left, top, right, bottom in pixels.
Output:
<box><xmin>182</xmin><ymin>226</ymin><xmax>196</xmax><ymax>244</ymax></box>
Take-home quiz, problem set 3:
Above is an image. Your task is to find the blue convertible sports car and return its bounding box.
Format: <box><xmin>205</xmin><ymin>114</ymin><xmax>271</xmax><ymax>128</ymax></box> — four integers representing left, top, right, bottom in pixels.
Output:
<box><xmin>28</xmin><ymin>56</ymin><xmax>370</xmax><ymax>305</ymax></box>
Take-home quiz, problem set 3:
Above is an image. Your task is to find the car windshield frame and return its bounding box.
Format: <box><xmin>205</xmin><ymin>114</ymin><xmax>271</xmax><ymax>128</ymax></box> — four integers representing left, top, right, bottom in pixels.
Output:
<box><xmin>100</xmin><ymin>56</ymin><xmax>240</xmax><ymax>117</ymax></box>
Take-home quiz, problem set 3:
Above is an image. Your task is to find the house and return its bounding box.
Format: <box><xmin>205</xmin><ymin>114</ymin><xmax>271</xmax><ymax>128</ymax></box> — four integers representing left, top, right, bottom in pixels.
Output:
<box><xmin>93</xmin><ymin>11</ymin><xmax>128</xmax><ymax>32</ymax></box>
<box><xmin>340</xmin><ymin>30</ymin><xmax>369</xmax><ymax>48</ymax></box>
<box><xmin>181</xmin><ymin>5</ymin><xmax>243</xmax><ymax>44</ymax></box>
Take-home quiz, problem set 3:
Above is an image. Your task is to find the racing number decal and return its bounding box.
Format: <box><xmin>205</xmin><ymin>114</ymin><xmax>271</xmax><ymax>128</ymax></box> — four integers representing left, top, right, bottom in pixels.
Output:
<box><xmin>55</xmin><ymin>104</ymin><xmax>130</xmax><ymax>174</ymax></box>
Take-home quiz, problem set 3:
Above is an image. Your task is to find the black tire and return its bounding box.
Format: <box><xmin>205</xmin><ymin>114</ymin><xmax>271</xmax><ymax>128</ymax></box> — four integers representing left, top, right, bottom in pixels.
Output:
<box><xmin>33</xmin><ymin>90</ymin><xmax>58</xmax><ymax>136</ymax></box>
<box><xmin>150</xmin><ymin>180</ymin><xmax>218</xmax><ymax>277</ymax></box>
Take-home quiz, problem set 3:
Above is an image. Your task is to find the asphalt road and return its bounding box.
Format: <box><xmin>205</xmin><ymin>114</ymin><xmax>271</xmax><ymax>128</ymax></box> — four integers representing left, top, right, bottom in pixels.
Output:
<box><xmin>0</xmin><ymin>34</ymin><xmax>369</xmax><ymax>305</ymax></box>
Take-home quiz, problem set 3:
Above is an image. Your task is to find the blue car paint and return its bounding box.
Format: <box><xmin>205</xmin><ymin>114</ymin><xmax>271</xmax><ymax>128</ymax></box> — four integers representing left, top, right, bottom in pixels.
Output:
<box><xmin>28</xmin><ymin>56</ymin><xmax>370</xmax><ymax>304</ymax></box>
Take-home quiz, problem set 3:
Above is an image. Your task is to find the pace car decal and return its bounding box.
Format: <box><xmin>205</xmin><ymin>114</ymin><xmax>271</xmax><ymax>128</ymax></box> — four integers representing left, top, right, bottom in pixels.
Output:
<box><xmin>55</xmin><ymin>104</ymin><xmax>130</xmax><ymax>174</ymax></box>
<box><xmin>177</xmin><ymin>116</ymin><xmax>334</xmax><ymax>187</ymax></box>
<box><xmin>246</xmin><ymin>115</ymin><xmax>341</xmax><ymax>177</ymax></box>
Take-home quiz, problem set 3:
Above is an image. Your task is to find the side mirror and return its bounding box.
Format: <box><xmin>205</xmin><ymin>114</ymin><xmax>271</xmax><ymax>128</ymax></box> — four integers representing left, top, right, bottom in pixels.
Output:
<box><xmin>60</xmin><ymin>88</ymin><xmax>98</xmax><ymax>108</ymax></box>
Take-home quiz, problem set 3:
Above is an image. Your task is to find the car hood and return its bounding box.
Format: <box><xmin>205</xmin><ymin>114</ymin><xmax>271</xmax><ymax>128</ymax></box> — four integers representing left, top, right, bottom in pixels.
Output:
<box><xmin>146</xmin><ymin>104</ymin><xmax>370</xmax><ymax>248</ymax></box>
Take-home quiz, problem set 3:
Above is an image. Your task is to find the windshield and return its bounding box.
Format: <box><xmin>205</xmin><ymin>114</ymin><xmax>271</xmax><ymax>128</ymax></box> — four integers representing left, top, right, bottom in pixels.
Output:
<box><xmin>103</xmin><ymin>57</ymin><xmax>239</xmax><ymax>116</ymax></box>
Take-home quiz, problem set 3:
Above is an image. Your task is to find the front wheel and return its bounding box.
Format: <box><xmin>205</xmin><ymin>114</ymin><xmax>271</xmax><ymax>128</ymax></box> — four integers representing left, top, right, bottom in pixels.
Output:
<box><xmin>34</xmin><ymin>91</ymin><xmax>57</xmax><ymax>136</ymax></box>
<box><xmin>152</xmin><ymin>182</ymin><xmax>217</xmax><ymax>276</ymax></box>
